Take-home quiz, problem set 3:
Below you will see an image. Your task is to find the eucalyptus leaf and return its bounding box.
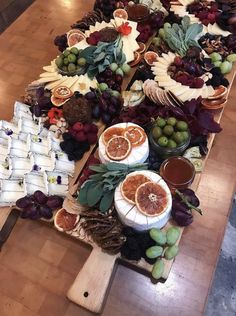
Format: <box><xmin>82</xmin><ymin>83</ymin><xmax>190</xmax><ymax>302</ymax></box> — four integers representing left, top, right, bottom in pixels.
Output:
<box><xmin>89</xmin><ymin>164</ymin><xmax>107</xmax><ymax>173</ymax></box>
<box><xmin>78</xmin><ymin>180</ymin><xmax>93</xmax><ymax>205</ymax></box>
<box><xmin>99</xmin><ymin>191</ymin><xmax>114</xmax><ymax>213</ymax></box>
<box><xmin>106</xmin><ymin>162</ymin><xmax>128</xmax><ymax>171</ymax></box>
<box><xmin>102</xmin><ymin>171</ymin><xmax>122</xmax><ymax>177</ymax></box>
<box><xmin>87</xmin><ymin>182</ymin><xmax>103</xmax><ymax>207</ymax></box>
<box><xmin>89</xmin><ymin>173</ymin><xmax>104</xmax><ymax>181</ymax></box>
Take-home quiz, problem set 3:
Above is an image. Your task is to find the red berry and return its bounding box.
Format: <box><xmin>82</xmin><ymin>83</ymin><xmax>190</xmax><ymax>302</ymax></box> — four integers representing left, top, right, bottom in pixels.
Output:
<box><xmin>75</xmin><ymin>131</ymin><xmax>87</xmax><ymax>142</ymax></box>
<box><xmin>193</xmin><ymin>78</ymin><xmax>204</xmax><ymax>89</ymax></box>
<box><xmin>87</xmin><ymin>133</ymin><xmax>97</xmax><ymax>144</ymax></box>
<box><xmin>174</xmin><ymin>56</ymin><xmax>183</xmax><ymax>67</ymax></box>
<box><xmin>90</xmin><ymin>124</ymin><xmax>98</xmax><ymax>133</ymax></box>
<box><xmin>202</xmin><ymin>19</ymin><xmax>209</xmax><ymax>26</ymax></box>
<box><xmin>68</xmin><ymin>127</ymin><xmax>77</xmax><ymax>137</ymax></box>
<box><xmin>73</xmin><ymin>122</ymin><xmax>83</xmax><ymax>132</ymax></box>
<box><xmin>83</xmin><ymin>124</ymin><xmax>92</xmax><ymax>133</ymax></box>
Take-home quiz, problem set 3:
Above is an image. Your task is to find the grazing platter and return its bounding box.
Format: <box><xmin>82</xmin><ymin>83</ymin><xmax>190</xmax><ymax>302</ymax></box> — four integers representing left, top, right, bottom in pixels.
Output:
<box><xmin>0</xmin><ymin>0</ymin><xmax>236</xmax><ymax>313</ymax></box>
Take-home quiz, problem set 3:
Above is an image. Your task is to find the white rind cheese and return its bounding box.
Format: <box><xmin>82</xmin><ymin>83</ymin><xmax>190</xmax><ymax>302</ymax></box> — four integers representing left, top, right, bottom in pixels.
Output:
<box><xmin>114</xmin><ymin>170</ymin><xmax>172</xmax><ymax>231</ymax></box>
<box><xmin>98</xmin><ymin>122</ymin><xmax>149</xmax><ymax>165</ymax></box>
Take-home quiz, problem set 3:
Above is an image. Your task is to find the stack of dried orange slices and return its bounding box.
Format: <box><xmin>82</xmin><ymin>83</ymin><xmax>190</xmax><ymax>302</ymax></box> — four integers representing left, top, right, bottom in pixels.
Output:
<box><xmin>98</xmin><ymin>123</ymin><xmax>149</xmax><ymax>164</ymax></box>
<box><xmin>114</xmin><ymin>170</ymin><xmax>172</xmax><ymax>231</ymax></box>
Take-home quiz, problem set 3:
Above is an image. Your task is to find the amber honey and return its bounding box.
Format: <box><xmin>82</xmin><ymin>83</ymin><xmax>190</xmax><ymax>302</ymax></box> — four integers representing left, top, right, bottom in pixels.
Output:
<box><xmin>160</xmin><ymin>156</ymin><xmax>195</xmax><ymax>190</ymax></box>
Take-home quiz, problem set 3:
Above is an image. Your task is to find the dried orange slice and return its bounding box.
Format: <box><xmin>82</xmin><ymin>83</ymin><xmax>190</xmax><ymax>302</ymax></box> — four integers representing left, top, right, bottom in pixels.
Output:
<box><xmin>102</xmin><ymin>126</ymin><xmax>124</xmax><ymax>144</ymax></box>
<box><xmin>123</xmin><ymin>126</ymin><xmax>146</xmax><ymax>147</ymax></box>
<box><xmin>68</xmin><ymin>33</ymin><xmax>85</xmax><ymax>46</ymax></box>
<box><xmin>113</xmin><ymin>9</ymin><xmax>128</xmax><ymax>19</ymax></box>
<box><xmin>54</xmin><ymin>208</ymin><xmax>80</xmax><ymax>232</ymax></box>
<box><xmin>106</xmin><ymin>136</ymin><xmax>131</xmax><ymax>161</ymax></box>
<box><xmin>53</xmin><ymin>86</ymin><xmax>73</xmax><ymax>99</ymax></box>
<box><xmin>121</xmin><ymin>174</ymin><xmax>150</xmax><ymax>204</ymax></box>
<box><xmin>135</xmin><ymin>182</ymin><xmax>168</xmax><ymax>217</ymax></box>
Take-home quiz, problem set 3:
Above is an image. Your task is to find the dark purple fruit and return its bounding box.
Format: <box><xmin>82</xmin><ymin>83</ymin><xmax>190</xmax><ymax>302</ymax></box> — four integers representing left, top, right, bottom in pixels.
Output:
<box><xmin>16</xmin><ymin>196</ymin><xmax>33</xmax><ymax>209</ymax></box>
<box><xmin>101</xmin><ymin>112</ymin><xmax>112</xmax><ymax>124</ymax></box>
<box><xmin>171</xmin><ymin>209</ymin><xmax>193</xmax><ymax>226</ymax></box>
<box><xmin>92</xmin><ymin>105</ymin><xmax>101</xmax><ymax>119</ymax></box>
<box><xmin>33</xmin><ymin>190</ymin><xmax>48</xmax><ymax>205</ymax></box>
<box><xmin>85</xmin><ymin>91</ymin><xmax>96</xmax><ymax>100</ymax></box>
<box><xmin>46</xmin><ymin>195</ymin><xmax>63</xmax><ymax>209</ymax></box>
<box><xmin>39</xmin><ymin>205</ymin><xmax>53</xmax><ymax>219</ymax></box>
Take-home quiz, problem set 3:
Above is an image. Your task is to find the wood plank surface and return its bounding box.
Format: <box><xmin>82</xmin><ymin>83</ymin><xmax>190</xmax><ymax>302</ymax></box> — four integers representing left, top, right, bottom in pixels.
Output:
<box><xmin>0</xmin><ymin>1</ymin><xmax>236</xmax><ymax>315</ymax></box>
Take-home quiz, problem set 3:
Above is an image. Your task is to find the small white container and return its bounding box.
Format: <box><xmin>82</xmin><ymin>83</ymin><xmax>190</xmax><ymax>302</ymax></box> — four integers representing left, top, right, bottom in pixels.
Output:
<box><xmin>0</xmin><ymin>179</ymin><xmax>25</xmax><ymax>206</ymax></box>
<box><xmin>24</xmin><ymin>172</ymin><xmax>47</xmax><ymax>195</ymax></box>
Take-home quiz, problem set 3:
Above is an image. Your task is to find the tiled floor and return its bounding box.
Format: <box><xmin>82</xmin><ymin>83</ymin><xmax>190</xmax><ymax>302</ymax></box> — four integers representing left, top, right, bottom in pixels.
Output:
<box><xmin>205</xmin><ymin>199</ymin><xmax>236</xmax><ymax>316</ymax></box>
<box><xmin>0</xmin><ymin>1</ymin><xmax>235</xmax><ymax>315</ymax></box>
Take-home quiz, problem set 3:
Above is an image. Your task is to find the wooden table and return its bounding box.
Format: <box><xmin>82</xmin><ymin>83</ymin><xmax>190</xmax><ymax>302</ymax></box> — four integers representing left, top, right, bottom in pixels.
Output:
<box><xmin>0</xmin><ymin>1</ymin><xmax>236</xmax><ymax>315</ymax></box>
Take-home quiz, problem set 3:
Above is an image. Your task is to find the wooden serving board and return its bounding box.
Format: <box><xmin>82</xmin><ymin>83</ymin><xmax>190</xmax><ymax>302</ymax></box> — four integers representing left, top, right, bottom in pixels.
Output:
<box><xmin>66</xmin><ymin>69</ymin><xmax>236</xmax><ymax>313</ymax></box>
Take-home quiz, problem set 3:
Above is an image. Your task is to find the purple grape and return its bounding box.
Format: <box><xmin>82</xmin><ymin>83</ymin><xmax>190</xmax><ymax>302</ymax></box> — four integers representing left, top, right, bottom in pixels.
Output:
<box><xmin>39</xmin><ymin>205</ymin><xmax>53</xmax><ymax>219</ymax></box>
<box><xmin>33</xmin><ymin>190</ymin><xmax>48</xmax><ymax>205</ymax></box>
<box><xmin>21</xmin><ymin>204</ymin><xmax>40</xmax><ymax>220</ymax></box>
<box><xmin>85</xmin><ymin>91</ymin><xmax>96</xmax><ymax>100</ymax></box>
<box><xmin>110</xmin><ymin>96</ymin><xmax>120</xmax><ymax>107</ymax></box>
<box><xmin>104</xmin><ymin>69</ymin><xmax>113</xmax><ymax>78</ymax></box>
<box><xmin>101</xmin><ymin>113</ymin><xmax>112</xmax><ymax>124</ymax></box>
<box><xmin>108</xmin><ymin>105</ymin><xmax>117</xmax><ymax>115</ymax></box>
<box><xmin>16</xmin><ymin>196</ymin><xmax>33</xmax><ymax>209</ymax></box>
<box><xmin>100</xmin><ymin>99</ymin><xmax>108</xmax><ymax>111</ymax></box>
<box><xmin>97</xmin><ymin>76</ymin><xmax>105</xmax><ymax>83</ymax></box>
<box><xmin>92</xmin><ymin>105</ymin><xmax>101</xmax><ymax>119</ymax></box>
<box><xmin>102</xmin><ymin>91</ymin><xmax>111</xmax><ymax>100</ymax></box>
<box><xmin>171</xmin><ymin>209</ymin><xmax>193</xmax><ymax>226</ymax></box>
<box><xmin>107</xmin><ymin>80</ymin><xmax>115</xmax><ymax>88</ymax></box>
<box><xmin>32</xmin><ymin>105</ymin><xmax>42</xmax><ymax>117</ymax></box>
<box><xmin>46</xmin><ymin>196</ymin><xmax>63</xmax><ymax>209</ymax></box>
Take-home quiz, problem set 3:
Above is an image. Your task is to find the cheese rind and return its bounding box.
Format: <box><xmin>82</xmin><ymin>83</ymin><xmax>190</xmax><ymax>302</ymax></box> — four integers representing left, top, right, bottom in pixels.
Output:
<box><xmin>114</xmin><ymin>170</ymin><xmax>172</xmax><ymax>231</ymax></box>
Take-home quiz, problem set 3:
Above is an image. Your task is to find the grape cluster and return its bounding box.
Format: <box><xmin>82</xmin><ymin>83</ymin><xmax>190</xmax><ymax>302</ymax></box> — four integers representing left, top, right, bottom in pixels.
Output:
<box><xmin>96</xmin><ymin>68</ymin><xmax>123</xmax><ymax>92</ymax></box>
<box><xmin>60</xmin><ymin>132</ymin><xmax>90</xmax><ymax>161</ymax></box>
<box><xmin>94</xmin><ymin>0</ymin><xmax>117</xmax><ymax>17</ymax></box>
<box><xmin>24</xmin><ymin>87</ymin><xmax>52</xmax><ymax>117</ymax></box>
<box><xmin>69</xmin><ymin>122</ymin><xmax>98</xmax><ymax>144</ymax></box>
<box><xmin>137</xmin><ymin>12</ymin><xmax>164</xmax><ymax>43</ymax></box>
<box><xmin>85</xmin><ymin>89</ymin><xmax>123</xmax><ymax>124</ymax></box>
<box><xmin>16</xmin><ymin>191</ymin><xmax>63</xmax><ymax>220</ymax></box>
<box><xmin>206</xmin><ymin>67</ymin><xmax>229</xmax><ymax>88</ymax></box>
<box><xmin>54</xmin><ymin>34</ymin><xmax>68</xmax><ymax>52</ymax></box>
<box><xmin>171</xmin><ymin>189</ymin><xmax>200</xmax><ymax>226</ymax></box>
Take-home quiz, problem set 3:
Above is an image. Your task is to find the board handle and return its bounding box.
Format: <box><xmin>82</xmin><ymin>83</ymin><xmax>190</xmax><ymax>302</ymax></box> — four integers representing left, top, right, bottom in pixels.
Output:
<box><xmin>67</xmin><ymin>247</ymin><xmax>118</xmax><ymax>313</ymax></box>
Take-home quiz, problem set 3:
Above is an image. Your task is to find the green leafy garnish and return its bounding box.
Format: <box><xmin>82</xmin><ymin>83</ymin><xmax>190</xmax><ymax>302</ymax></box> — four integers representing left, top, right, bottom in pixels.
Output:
<box><xmin>81</xmin><ymin>37</ymin><xmax>126</xmax><ymax>79</ymax></box>
<box><xmin>164</xmin><ymin>16</ymin><xmax>203</xmax><ymax>57</ymax></box>
<box><xmin>78</xmin><ymin>162</ymin><xmax>148</xmax><ymax>213</ymax></box>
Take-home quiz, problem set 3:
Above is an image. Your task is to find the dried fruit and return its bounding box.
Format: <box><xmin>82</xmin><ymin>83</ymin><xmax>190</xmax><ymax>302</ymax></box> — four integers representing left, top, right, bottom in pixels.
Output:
<box><xmin>106</xmin><ymin>136</ymin><xmax>131</xmax><ymax>161</ymax></box>
<box><xmin>121</xmin><ymin>174</ymin><xmax>150</xmax><ymax>204</ymax></box>
<box><xmin>135</xmin><ymin>182</ymin><xmax>168</xmax><ymax>216</ymax></box>
<box><xmin>102</xmin><ymin>126</ymin><xmax>124</xmax><ymax>144</ymax></box>
<box><xmin>123</xmin><ymin>126</ymin><xmax>146</xmax><ymax>147</ymax></box>
<box><xmin>54</xmin><ymin>208</ymin><xmax>79</xmax><ymax>232</ymax></box>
